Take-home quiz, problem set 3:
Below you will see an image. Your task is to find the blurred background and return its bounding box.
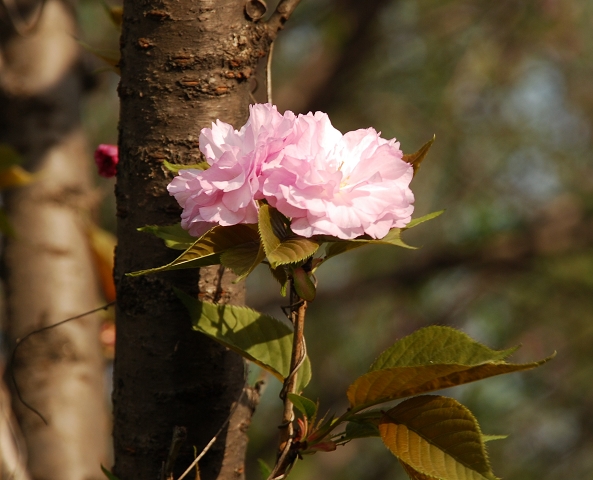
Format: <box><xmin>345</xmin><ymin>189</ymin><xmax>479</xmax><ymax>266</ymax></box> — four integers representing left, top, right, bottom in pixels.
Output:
<box><xmin>24</xmin><ymin>0</ymin><xmax>593</xmax><ymax>478</ymax></box>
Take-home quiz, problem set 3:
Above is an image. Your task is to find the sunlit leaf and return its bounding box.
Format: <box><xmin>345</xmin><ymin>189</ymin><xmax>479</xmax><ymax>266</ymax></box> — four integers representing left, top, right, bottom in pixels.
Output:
<box><xmin>348</xmin><ymin>326</ymin><xmax>554</xmax><ymax>409</ymax></box>
<box><xmin>220</xmin><ymin>241</ymin><xmax>265</xmax><ymax>280</ymax></box>
<box><xmin>176</xmin><ymin>288</ymin><xmax>311</xmax><ymax>392</ymax></box>
<box><xmin>138</xmin><ymin>223</ymin><xmax>196</xmax><ymax>250</ymax></box>
<box><xmin>258</xmin><ymin>204</ymin><xmax>319</xmax><ymax>268</ymax></box>
<box><xmin>369</xmin><ymin>326</ymin><xmax>518</xmax><ymax>371</ymax></box>
<box><xmin>287</xmin><ymin>393</ymin><xmax>317</xmax><ymax>420</ymax></box>
<box><xmin>399</xmin><ymin>460</ymin><xmax>440</xmax><ymax>480</ymax></box>
<box><xmin>293</xmin><ymin>266</ymin><xmax>316</xmax><ymax>301</ymax></box>
<box><xmin>380</xmin><ymin>395</ymin><xmax>498</xmax><ymax>480</ymax></box>
<box><xmin>163</xmin><ymin>160</ymin><xmax>209</xmax><ymax>173</ymax></box>
<box><xmin>404</xmin><ymin>210</ymin><xmax>445</xmax><ymax>230</ymax></box>
<box><xmin>128</xmin><ymin>224</ymin><xmax>259</xmax><ymax>276</ymax></box>
<box><xmin>481</xmin><ymin>434</ymin><xmax>507</xmax><ymax>443</ymax></box>
<box><xmin>403</xmin><ymin>135</ymin><xmax>435</xmax><ymax>175</ymax></box>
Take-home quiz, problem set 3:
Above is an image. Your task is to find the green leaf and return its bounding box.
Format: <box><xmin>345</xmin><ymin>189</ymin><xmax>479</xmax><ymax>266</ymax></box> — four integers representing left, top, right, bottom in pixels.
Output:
<box><xmin>138</xmin><ymin>223</ymin><xmax>197</xmax><ymax>250</ymax></box>
<box><xmin>323</xmin><ymin>241</ymin><xmax>367</xmax><ymax>264</ymax></box>
<box><xmin>482</xmin><ymin>434</ymin><xmax>507</xmax><ymax>443</ymax></box>
<box><xmin>369</xmin><ymin>326</ymin><xmax>518</xmax><ymax>371</ymax></box>
<box><xmin>257</xmin><ymin>459</ymin><xmax>272</xmax><ymax>480</ymax></box>
<box><xmin>163</xmin><ymin>159</ymin><xmax>209</xmax><ymax>173</ymax></box>
<box><xmin>404</xmin><ymin>210</ymin><xmax>445</xmax><ymax>230</ymax></box>
<box><xmin>403</xmin><ymin>135</ymin><xmax>435</xmax><ymax>175</ymax></box>
<box><xmin>176</xmin><ymin>288</ymin><xmax>311</xmax><ymax>392</ymax></box>
<box><xmin>268</xmin><ymin>264</ymin><xmax>289</xmax><ymax>296</ymax></box>
<box><xmin>293</xmin><ymin>267</ymin><xmax>316</xmax><ymax>301</ymax></box>
<box><xmin>380</xmin><ymin>395</ymin><xmax>498</xmax><ymax>480</ymax></box>
<box><xmin>128</xmin><ymin>224</ymin><xmax>259</xmax><ymax>276</ymax></box>
<box><xmin>347</xmin><ymin>326</ymin><xmax>554</xmax><ymax>410</ymax></box>
<box><xmin>220</xmin><ymin>241</ymin><xmax>265</xmax><ymax>280</ymax></box>
<box><xmin>101</xmin><ymin>465</ymin><xmax>121</xmax><ymax>480</ymax></box>
<box><xmin>258</xmin><ymin>204</ymin><xmax>319</xmax><ymax>268</ymax></box>
<box><xmin>343</xmin><ymin>420</ymin><xmax>380</xmax><ymax>440</ymax></box>
<box><xmin>287</xmin><ymin>393</ymin><xmax>317</xmax><ymax>420</ymax></box>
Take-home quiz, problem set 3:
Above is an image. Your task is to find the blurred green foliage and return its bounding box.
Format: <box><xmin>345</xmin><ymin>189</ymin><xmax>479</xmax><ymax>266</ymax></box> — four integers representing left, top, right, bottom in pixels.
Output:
<box><xmin>78</xmin><ymin>0</ymin><xmax>593</xmax><ymax>478</ymax></box>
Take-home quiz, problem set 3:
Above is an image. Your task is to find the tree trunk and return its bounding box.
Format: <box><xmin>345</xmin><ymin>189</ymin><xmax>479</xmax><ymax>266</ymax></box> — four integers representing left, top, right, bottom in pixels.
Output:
<box><xmin>113</xmin><ymin>1</ymin><xmax>285</xmax><ymax>479</ymax></box>
<box><xmin>0</xmin><ymin>1</ymin><xmax>111</xmax><ymax>478</ymax></box>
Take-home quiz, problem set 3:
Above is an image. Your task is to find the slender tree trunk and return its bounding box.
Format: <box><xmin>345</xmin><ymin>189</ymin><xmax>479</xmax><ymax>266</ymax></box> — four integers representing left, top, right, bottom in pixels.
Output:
<box><xmin>0</xmin><ymin>0</ymin><xmax>110</xmax><ymax>478</ymax></box>
<box><xmin>114</xmin><ymin>2</ymin><xmax>264</xmax><ymax>479</ymax></box>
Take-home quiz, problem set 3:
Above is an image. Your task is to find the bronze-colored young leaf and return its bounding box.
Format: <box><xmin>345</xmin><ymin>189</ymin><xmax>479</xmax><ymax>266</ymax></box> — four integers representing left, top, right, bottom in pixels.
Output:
<box><xmin>220</xmin><ymin>241</ymin><xmax>265</xmax><ymax>280</ymax></box>
<box><xmin>403</xmin><ymin>135</ymin><xmax>435</xmax><ymax>175</ymax></box>
<box><xmin>268</xmin><ymin>264</ymin><xmax>289</xmax><ymax>296</ymax></box>
<box><xmin>380</xmin><ymin>395</ymin><xmax>498</xmax><ymax>480</ymax></box>
<box><xmin>162</xmin><ymin>159</ymin><xmax>209</xmax><ymax>173</ymax></box>
<box><xmin>138</xmin><ymin>223</ymin><xmax>197</xmax><ymax>250</ymax></box>
<box><xmin>293</xmin><ymin>266</ymin><xmax>316</xmax><ymax>301</ymax></box>
<box><xmin>176</xmin><ymin>289</ymin><xmax>311</xmax><ymax>392</ymax></box>
<box><xmin>399</xmin><ymin>461</ymin><xmax>441</xmax><ymax>480</ymax></box>
<box><xmin>347</xmin><ymin>326</ymin><xmax>554</xmax><ymax>410</ymax></box>
<box><xmin>128</xmin><ymin>224</ymin><xmax>259</xmax><ymax>276</ymax></box>
<box><xmin>258</xmin><ymin>204</ymin><xmax>319</xmax><ymax>268</ymax></box>
<box><xmin>348</xmin><ymin>358</ymin><xmax>553</xmax><ymax>410</ymax></box>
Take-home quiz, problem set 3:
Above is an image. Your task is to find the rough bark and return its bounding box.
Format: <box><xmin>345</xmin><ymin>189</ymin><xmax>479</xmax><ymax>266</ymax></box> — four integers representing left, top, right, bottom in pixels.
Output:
<box><xmin>113</xmin><ymin>1</ymin><xmax>290</xmax><ymax>479</ymax></box>
<box><xmin>0</xmin><ymin>1</ymin><xmax>111</xmax><ymax>479</ymax></box>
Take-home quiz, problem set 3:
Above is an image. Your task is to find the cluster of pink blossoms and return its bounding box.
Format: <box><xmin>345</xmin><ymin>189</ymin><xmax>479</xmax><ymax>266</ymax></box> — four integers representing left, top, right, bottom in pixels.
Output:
<box><xmin>167</xmin><ymin>104</ymin><xmax>414</xmax><ymax>240</ymax></box>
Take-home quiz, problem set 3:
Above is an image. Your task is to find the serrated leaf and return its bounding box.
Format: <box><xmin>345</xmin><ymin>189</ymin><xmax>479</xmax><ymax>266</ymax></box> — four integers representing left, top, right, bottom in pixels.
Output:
<box><xmin>293</xmin><ymin>267</ymin><xmax>316</xmax><ymax>301</ymax></box>
<box><xmin>380</xmin><ymin>395</ymin><xmax>498</xmax><ymax>480</ymax></box>
<box><xmin>139</xmin><ymin>223</ymin><xmax>197</xmax><ymax>250</ymax></box>
<box><xmin>369</xmin><ymin>326</ymin><xmax>518</xmax><ymax>371</ymax></box>
<box><xmin>220</xmin><ymin>241</ymin><xmax>265</xmax><ymax>280</ymax></box>
<box><xmin>287</xmin><ymin>393</ymin><xmax>317</xmax><ymax>420</ymax></box>
<box><xmin>403</xmin><ymin>135</ymin><xmax>435</xmax><ymax>175</ymax></box>
<box><xmin>348</xmin><ymin>326</ymin><xmax>553</xmax><ymax>409</ymax></box>
<box><xmin>128</xmin><ymin>224</ymin><xmax>259</xmax><ymax>276</ymax></box>
<box><xmin>258</xmin><ymin>204</ymin><xmax>319</xmax><ymax>268</ymax></box>
<box><xmin>404</xmin><ymin>210</ymin><xmax>445</xmax><ymax>230</ymax></box>
<box><xmin>101</xmin><ymin>465</ymin><xmax>121</xmax><ymax>480</ymax></box>
<box><xmin>399</xmin><ymin>459</ymin><xmax>444</xmax><ymax>480</ymax></box>
<box><xmin>269</xmin><ymin>264</ymin><xmax>289</xmax><ymax>296</ymax></box>
<box><xmin>163</xmin><ymin>160</ymin><xmax>209</xmax><ymax>173</ymax></box>
<box><xmin>176</xmin><ymin>288</ymin><xmax>311</xmax><ymax>392</ymax></box>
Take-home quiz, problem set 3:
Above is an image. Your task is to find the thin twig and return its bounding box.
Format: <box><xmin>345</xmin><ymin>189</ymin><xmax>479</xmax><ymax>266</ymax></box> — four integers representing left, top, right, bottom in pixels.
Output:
<box><xmin>176</xmin><ymin>367</ymin><xmax>249</xmax><ymax>480</ymax></box>
<box><xmin>162</xmin><ymin>426</ymin><xmax>188</xmax><ymax>480</ymax></box>
<box><xmin>9</xmin><ymin>301</ymin><xmax>116</xmax><ymax>425</ymax></box>
<box><xmin>266</xmin><ymin>41</ymin><xmax>275</xmax><ymax>104</ymax></box>
<box><xmin>265</xmin><ymin>0</ymin><xmax>302</xmax><ymax>40</ymax></box>
<box><xmin>269</xmin><ymin>281</ymin><xmax>307</xmax><ymax>479</ymax></box>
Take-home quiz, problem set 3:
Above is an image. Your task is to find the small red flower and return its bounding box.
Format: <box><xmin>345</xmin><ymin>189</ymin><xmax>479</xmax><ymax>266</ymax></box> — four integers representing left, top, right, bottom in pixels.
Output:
<box><xmin>94</xmin><ymin>144</ymin><xmax>119</xmax><ymax>178</ymax></box>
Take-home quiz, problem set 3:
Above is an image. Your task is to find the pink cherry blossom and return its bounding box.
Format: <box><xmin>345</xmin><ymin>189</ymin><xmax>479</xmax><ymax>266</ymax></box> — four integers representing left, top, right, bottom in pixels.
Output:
<box><xmin>260</xmin><ymin>112</ymin><xmax>414</xmax><ymax>239</ymax></box>
<box><xmin>94</xmin><ymin>144</ymin><xmax>119</xmax><ymax>178</ymax></box>
<box><xmin>167</xmin><ymin>104</ymin><xmax>295</xmax><ymax>237</ymax></box>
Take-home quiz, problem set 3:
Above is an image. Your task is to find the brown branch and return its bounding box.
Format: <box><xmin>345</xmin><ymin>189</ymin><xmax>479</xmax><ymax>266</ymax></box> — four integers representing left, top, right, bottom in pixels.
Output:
<box><xmin>266</xmin><ymin>0</ymin><xmax>302</xmax><ymax>40</ymax></box>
